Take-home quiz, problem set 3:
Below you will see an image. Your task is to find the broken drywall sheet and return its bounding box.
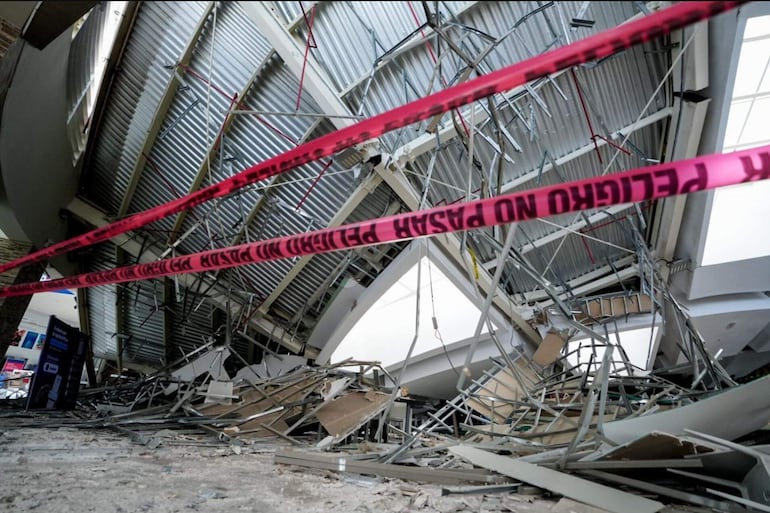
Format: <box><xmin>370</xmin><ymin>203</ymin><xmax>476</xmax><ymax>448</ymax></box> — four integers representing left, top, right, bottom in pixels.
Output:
<box><xmin>202</xmin><ymin>380</ymin><xmax>235</xmax><ymax>405</ymax></box>
<box><xmin>164</xmin><ymin>347</ymin><xmax>232</xmax><ymax>394</ymax></box>
<box><xmin>233</xmin><ymin>355</ymin><xmax>307</xmax><ymax>384</ymax></box>
<box><xmin>532</xmin><ymin>330</ymin><xmax>567</xmax><ymax>367</ymax></box>
<box><xmin>591</xmin><ymin>431</ymin><xmax>718</xmax><ymax>461</ymax></box>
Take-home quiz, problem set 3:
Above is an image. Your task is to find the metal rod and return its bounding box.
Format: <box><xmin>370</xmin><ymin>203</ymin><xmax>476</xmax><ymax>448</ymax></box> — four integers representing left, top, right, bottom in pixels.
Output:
<box><xmin>228</xmin><ymin>109</ymin><xmax>364</xmax><ymax>120</ymax></box>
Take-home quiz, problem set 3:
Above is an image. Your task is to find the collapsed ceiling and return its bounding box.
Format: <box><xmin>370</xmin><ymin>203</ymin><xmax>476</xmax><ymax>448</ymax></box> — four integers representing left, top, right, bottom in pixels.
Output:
<box><xmin>0</xmin><ymin>1</ymin><xmax>768</xmax><ymax>392</ymax></box>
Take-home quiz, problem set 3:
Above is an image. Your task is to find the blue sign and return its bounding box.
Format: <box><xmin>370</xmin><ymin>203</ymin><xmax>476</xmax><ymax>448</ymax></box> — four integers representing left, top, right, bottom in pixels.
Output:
<box><xmin>26</xmin><ymin>316</ymin><xmax>88</xmax><ymax>410</ymax></box>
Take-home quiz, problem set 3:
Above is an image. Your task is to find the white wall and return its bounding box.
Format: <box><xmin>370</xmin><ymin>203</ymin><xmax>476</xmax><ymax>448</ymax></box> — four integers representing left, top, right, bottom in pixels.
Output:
<box><xmin>0</xmin><ymin>29</ymin><xmax>79</xmax><ymax>275</ymax></box>
<box><xmin>5</xmin><ymin>290</ymin><xmax>80</xmax><ymax>368</ymax></box>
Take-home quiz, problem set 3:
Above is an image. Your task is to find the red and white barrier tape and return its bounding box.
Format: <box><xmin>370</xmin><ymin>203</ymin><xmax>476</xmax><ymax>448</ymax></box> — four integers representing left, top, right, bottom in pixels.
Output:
<box><xmin>2</xmin><ymin>145</ymin><xmax>768</xmax><ymax>297</ymax></box>
<box><xmin>0</xmin><ymin>1</ymin><xmax>743</xmax><ymax>278</ymax></box>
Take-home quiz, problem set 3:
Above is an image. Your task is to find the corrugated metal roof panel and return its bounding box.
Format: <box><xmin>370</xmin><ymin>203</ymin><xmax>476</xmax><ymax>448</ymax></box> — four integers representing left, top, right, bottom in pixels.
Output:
<box><xmin>270</xmin><ymin>182</ymin><xmax>400</xmax><ymax>319</ymax></box>
<box><xmin>128</xmin><ymin>2</ymin><xmax>275</xmax><ymax>234</ymax></box>
<box><xmin>121</xmin><ymin>279</ymin><xmax>166</xmax><ymax>364</ymax></box>
<box><xmin>87</xmin><ymin>1</ymin><xmax>209</xmax><ymax>215</ymax></box>
<box><xmin>168</xmin><ymin>292</ymin><xmax>214</xmax><ymax>357</ymax></box>
<box><xmin>80</xmin><ymin>1</ymin><xmax>674</xmax><ymax>356</ymax></box>
<box><xmin>501</xmin><ymin>210</ymin><xmax>639</xmax><ymax>296</ymax></box>
<box><xmin>86</xmin><ymin>243</ymin><xmax>119</xmax><ymax>359</ymax></box>
<box><xmin>271</xmin><ymin>251</ymin><xmax>347</xmax><ymax>323</ymax></box>
<box><xmin>67</xmin><ymin>3</ymin><xmax>112</xmax><ymax>162</ymax></box>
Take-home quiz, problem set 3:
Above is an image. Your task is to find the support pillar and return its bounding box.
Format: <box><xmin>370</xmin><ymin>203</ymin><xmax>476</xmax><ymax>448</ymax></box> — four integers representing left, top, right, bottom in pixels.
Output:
<box><xmin>0</xmin><ymin>239</ymin><xmax>46</xmax><ymax>361</ymax></box>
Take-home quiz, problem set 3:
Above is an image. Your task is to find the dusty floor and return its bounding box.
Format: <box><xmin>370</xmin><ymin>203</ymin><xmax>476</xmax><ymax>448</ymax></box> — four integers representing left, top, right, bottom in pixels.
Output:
<box><xmin>0</xmin><ymin>427</ymin><xmax>708</xmax><ymax>513</ymax></box>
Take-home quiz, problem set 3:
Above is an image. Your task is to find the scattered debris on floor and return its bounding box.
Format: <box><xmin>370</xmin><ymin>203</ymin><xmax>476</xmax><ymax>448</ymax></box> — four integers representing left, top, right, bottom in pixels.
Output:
<box><xmin>2</xmin><ymin>335</ymin><xmax>770</xmax><ymax>513</ymax></box>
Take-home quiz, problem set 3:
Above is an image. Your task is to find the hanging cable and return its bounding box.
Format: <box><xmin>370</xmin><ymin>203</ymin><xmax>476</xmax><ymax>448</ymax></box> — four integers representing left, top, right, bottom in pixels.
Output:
<box><xmin>426</xmin><ymin>242</ymin><xmax>459</xmax><ymax>376</ymax></box>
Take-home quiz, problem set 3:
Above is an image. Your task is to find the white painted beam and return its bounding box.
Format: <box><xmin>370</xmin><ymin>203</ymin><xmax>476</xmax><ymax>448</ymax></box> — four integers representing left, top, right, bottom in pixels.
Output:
<box><xmin>285</xmin><ymin>1</ymin><xmax>320</xmax><ymax>32</ymax></box>
<box><xmin>239</xmin><ymin>1</ymin><xmax>355</xmax><ymax>132</ymax></box>
<box><xmin>501</xmin><ymin>108</ymin><xmax>672</xmax><ymax>194</ymax></box>
<box><xmin>255</xmin><ymin>173</ymin><xmax>384</xmax><ymax>315</ymax></box>
<box><xmin>653</xmin><ymin>100</ymin><xmax>709</xmax><ymax>266</ymax></box>
<box><xmin>169</xmin><ymin>50</ymin><xmax>277</xmax><ymax>241</ymax></box>
<box><xmin>532</xmin><ymin>265</ymin><xmax>639</xmax><ymax>308</ymax></box>
<box><xmin>315</xmin><ymin>238</ymin><xmax>516</xmax><ymax>365</ymax></box>
<box><xmin>520</xmin><ymin>255</ymin><xmax>637</xmax><ymax>302</ymax></box>
<box><xmin>118</xmin><ymin>2</ymin><xmax>214</xmax><ymax>217</ymax></box>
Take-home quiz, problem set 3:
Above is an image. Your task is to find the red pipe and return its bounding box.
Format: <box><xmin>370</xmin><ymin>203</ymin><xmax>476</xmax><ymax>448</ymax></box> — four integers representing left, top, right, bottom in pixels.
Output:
<box><xmin>579</xmin><ymin>202</ymin><xmax>651</xmax><ymax>235</ymax></box>
<box><xmin>182</xmin><ymin>63</ymin><xmax>298</xmax><ymax>143</ymax></box>
<box><xmin>570</xmin><ymin>68</ymin><xmax>602</xmax><ymax>164</ymax></box>
<box><xmin>594</xmin><ymin>133</ymin><xmax>632</xmax><ymax>155</ymax></box>
<box><xmin>296</xmin><ymin>4</ymin><xmax>317</xmax><ymax>111</ymax></box>
<box><xmin>178</xmin><ymin>63</ymin><xmax>236</xmax><ymax>102</ymax></box>
<box><xmin>295</xmin><ymin>159</ymin><xmax>333</xmax><ymax>211</ymax></box>
<box><xmin>580</xmin><ymin>235</ymin><xmax>596</xmax><ymax>264</ymax></box>
<box><xmin>142</xmin><ymin>151</ymin><xmax>186</xmax><ymax>202</ymax></box>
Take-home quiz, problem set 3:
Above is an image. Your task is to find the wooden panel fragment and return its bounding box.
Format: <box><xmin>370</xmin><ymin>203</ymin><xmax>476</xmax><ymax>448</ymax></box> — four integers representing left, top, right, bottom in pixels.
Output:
<box><xmin>533</xmin><ymin>330</ymin><xmax>566</xmax><ymax>366</ymax></box>
<box><xmin>316</xmin><ymin>390</ymin><xmax>390</xmax><ymax>437</ymax></box>
<box><xmin>599</xmin><ymin>431</ymin><xmax>715</xmax><ymax>461</ymax></box>
<box><xmin>575</xmin><ymin>293</ymin><xmax>653</xmax><ymax>324</ymax></box>
<box><xmin>275</xmin><ymin>449</ymin><xmax>506</xmax><ymax>485</ymax></box>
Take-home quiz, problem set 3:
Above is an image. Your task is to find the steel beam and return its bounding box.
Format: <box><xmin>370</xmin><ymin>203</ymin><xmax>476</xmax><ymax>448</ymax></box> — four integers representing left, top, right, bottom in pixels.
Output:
<box><xmin>520</xmin><ymin>255</ymin><xmax>637</xmax><ymax>302</ymax></box>
<box><xmin>651</xmin><ymin>24</ymin><xmax>711</xmax><ymax>271</ymax></box>
<box><xmin>532</xmin><ymin>265</ymin><xmax>640</xmax><ymax>309</ymax></box>
<box><xmin>117</xmin><ymin>2</ymin><xmax>215</xmax><ymax>217</ymax></box>
<box><xmin>115</xmin><ymin>246</ymin><xmax>127</xmax><ymax>374</ymax></box>
<box><xmin>224</xmin><ymin>4</ymin><xmax>391</xmax><ymax>327</ymax></box>
<box><xmin>500</xmin><ymin>108</ymin><xmax>672</xmax><ymax>194</ymax></box>
<box><xmin>519</xmin><ymin>204</ymin><xmax>633</xmax><ymax>255</ymax></box>
<box><xmin>162</xmin><ymin>277</ymin><xmax>174</xmax><ymax>364</ymax></box>
<box><xmin>75</xmin><ymin>274</ymin><xmax>98</xmax><ymax>386</ymax></box>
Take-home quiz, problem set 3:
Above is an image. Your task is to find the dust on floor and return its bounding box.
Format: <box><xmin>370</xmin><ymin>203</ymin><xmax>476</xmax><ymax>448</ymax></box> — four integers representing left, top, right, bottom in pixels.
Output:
<box><xmin>0</xmin><ymin>427</ymin><xmax>709</xmax><ymax>513</ymax></box>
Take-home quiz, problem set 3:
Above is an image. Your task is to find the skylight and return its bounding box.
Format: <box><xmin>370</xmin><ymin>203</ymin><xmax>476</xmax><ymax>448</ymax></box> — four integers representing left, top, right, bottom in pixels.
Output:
<box><xmin>330</xmin><ymin>255</ymin><xmax>495</xmax><ymax>368</ymax></box>
<box><xmin>67</xmin><ymin>2</ymin><xmax>128</xmax><ymax>163</ymax></box>
<box><xmin>702</xmin><ymin>15</ymin><xmax>770</xmax><ymax>266</ymax></box>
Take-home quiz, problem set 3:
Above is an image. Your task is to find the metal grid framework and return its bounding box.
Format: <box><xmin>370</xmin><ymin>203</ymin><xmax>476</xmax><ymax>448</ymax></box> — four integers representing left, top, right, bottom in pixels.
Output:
<box><xmin>73</xmin><ymin>1</ymin><xmax>683</xmax><ymax>368</ymax></box>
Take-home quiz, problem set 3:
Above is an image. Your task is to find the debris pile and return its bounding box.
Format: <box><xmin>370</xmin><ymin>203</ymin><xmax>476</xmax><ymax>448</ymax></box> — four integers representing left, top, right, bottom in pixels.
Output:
<box><xmin>2</xmin><ymin>336</ymin><xmax>770</xmax><ymax>513</ymax></box>
<box><xmin>271</xmin><ymin>353</ymin><xmax>770</xmax><ymax>513</ymax></box>
<box><xmin>1</xmin><ymin>344</ymin><xmax>403</xmax><ymax>451</ymax></box>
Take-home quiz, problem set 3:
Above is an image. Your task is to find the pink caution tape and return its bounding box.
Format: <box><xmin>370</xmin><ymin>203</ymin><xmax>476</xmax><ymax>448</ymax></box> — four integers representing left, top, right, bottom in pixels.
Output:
<box><xmin>2</xmin><ymin>145</ymin><xmax>769</xmax><ymax>298</ymax></box>
<box><xmin>0</xmin><ymin>1</ymin><xmax>743</xmax><ymax>277</ymax></box>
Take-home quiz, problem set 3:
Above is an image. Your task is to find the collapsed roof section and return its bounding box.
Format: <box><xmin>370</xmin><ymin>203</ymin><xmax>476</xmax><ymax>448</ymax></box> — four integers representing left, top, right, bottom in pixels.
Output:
<box><xmin>0</xmin><ymin>1</ymin><xmax>766</xmax><ymax>388</ymax></box>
